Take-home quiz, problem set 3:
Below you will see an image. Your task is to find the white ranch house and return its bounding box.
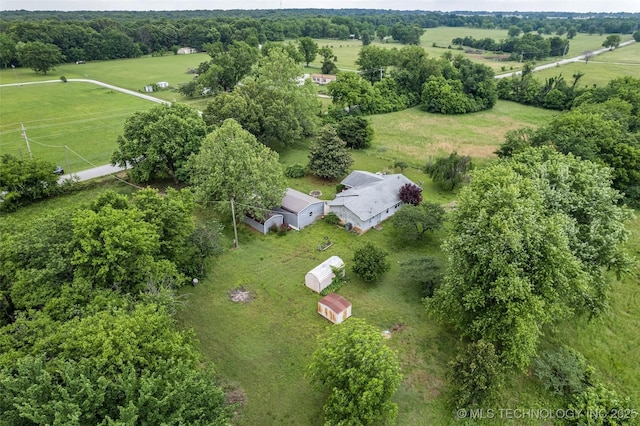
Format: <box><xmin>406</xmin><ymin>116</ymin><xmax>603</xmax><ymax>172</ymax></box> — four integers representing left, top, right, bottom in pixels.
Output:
<box><xmin>328</xmin><ymin>170</ymin><xmax>417</xmax><ymax>233</ymax></box>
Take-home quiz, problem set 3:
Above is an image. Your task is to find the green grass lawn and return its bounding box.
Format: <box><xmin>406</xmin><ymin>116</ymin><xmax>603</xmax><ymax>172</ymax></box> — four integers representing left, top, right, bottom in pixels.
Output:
<box><xmin>0</xmin><ymin>82</ymin><xmax>154</xmax><ymax>170</ymax></box>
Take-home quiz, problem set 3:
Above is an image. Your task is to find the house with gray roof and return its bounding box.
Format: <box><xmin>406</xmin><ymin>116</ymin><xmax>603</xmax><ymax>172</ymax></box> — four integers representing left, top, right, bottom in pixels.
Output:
<box><xmin>274</xmin><ymin>188</ymin><xmax>325</xmax><ymax>230</ymax></box>
<box><xmin>328</xmin><ymin>170</ymin><xmax>417</xmax><ymax>233</ymax></box>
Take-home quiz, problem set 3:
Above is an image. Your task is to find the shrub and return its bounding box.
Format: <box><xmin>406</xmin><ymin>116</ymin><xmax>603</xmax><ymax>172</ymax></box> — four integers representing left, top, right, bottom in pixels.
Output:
<box><xmin>533</xmin><ymin>347</ymin><xmax>589</xmax><ymax>397</ymax></box>
<box><xmin>60</xmin><ymin>76</ymin><xmax>67</xmax><ymax>83</ymax></box>
<box><xmin>285</xmin><ymin>163</ymin><xmax>306</xmax><ymax>178</ymax></box>
<box><xmin>324</xmin><ymin>212</ymin><xmax>340</xmax><ymax>225</ymax></box>
<box><xmin>352</xmin><ymin>243</ymin><xmax>390</xmax><ymax>283</ymax></box>
<box><xmin>399</xmin><ymin>183</ymin><xmax>422</xmax><ymax>205</ymax></box>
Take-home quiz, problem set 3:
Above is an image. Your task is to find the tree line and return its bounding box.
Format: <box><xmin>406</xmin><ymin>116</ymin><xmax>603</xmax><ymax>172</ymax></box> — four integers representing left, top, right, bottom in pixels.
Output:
<box><xmin>1</xmin><ymin>9</ymin><xmax>638</xmax><ymax>68</ymax></box>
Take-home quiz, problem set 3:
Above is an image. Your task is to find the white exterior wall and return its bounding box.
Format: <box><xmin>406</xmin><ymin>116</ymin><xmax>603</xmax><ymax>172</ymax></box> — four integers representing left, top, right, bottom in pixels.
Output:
<box><xmin>318</xmin><ymin>302</ymin><xmax>352</xmax><ymax>324</ymax></box>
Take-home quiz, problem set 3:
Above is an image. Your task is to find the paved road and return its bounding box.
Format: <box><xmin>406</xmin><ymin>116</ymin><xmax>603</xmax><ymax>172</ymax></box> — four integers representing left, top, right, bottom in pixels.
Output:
<box><xmin>494</xmin><ymin>39</ymin><xmax>636</xmax><ymax>79</ymax></box>
<box><xmin>58</xmin><ymin>163</ymin><xmax>125</xmax><ymax>184</ymax></box>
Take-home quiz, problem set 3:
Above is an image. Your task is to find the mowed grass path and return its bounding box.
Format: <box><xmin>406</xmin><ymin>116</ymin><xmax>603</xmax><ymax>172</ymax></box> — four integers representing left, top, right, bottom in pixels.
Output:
<box><xmin>0</xmin><ymin>82</ymin><xmax>154</xmax><ymax>170</ymax></box>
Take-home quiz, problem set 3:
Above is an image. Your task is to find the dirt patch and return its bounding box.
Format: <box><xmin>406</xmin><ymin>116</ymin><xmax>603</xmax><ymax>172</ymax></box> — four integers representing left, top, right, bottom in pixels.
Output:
<box><xmin>391</xmin><ymin>322</ymin><xmax>406</xmax><ymax>333</ymax></box>
<box><xmin>229</xmin><ymin>287</ymin><xmax>255</xmax><ymax>303</ymax></box>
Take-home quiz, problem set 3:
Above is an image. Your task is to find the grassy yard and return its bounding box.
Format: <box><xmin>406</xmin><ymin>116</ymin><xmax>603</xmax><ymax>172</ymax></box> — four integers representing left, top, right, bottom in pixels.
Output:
<box><xmin>0</xmin><ymin>82</ymin><xmax>154</xmax><ymax>170</ymax></box>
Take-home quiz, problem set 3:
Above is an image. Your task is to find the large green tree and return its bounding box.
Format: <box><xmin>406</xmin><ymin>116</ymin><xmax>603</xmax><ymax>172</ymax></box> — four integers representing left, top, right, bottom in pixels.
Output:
<box><xmin>307</xmin><ymin>125</ymin><xmax>353</xmax><ymax>180</ymax></box>
<box><xmin>16</xmin><ymin>40</ymin><xmax>65</xmax><ymax>74</ymax></box>
<box><xmin>297</xmin><ymin>36</ymin><xmax>318</xmax><ymax>66</ymax></box>
<box><xmin>391</xmin><ymin>201</ymin><xmax>445</xmax><ymax>243</ymax></box>
<box><xmin>112</xmin><ymin>103</ymin><xmax>207</xmax><ymax>184</ymax></box>
<box><xmin>188</xmin><ymin>119</ymin><xmax>286</xmax><ymax>221</ymax></box>
<box><xmin>429</xmin><ymin>149</ymin><xmax>632</xmax><ymax>369</ymax></box>
<box><xmin>308</xmin><ymin>318</ymin><xmax>402</xmax><ymax>425</ymax></box>
<box><xmin>203</xmin><ymin>46</ymin><xmax>320</xmax><ymax>147</ymax></box>
<box><xmin>0</xmin><ymin>154</ymin><xmax>62</xmax><ymax>212</ymax></box>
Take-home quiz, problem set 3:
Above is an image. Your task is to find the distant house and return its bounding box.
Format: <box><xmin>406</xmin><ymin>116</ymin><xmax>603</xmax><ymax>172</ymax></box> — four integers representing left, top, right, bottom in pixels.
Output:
<box><xmin>144</xmin><ymin>85</ymin><xmax>154</xmax><ymax>92</ymax></box>
<box><xmin>311</xmin><ymin>74</ymin><xmax>337</xmax><ymax>85</ymax></box>
<box><xmin>156</xmin><ymin>81</ymin><xmax>169</xmax><ymax>89</ymax></box>
<box><xmin>244</xmin><ymin>212</ymin><xmax>284</xmax><ymax>234</ymax></box>
<box><xmin>317</xmin><ymin>293</ymin><xmax>352</xmax><ymax>324</ymax></box>
<box><xmin>305</xmin><ymin>256</ymin><xmax>345</xmax><ymax>293</ymax></box>
<box><xmin>177</xmin><ymin>47</ymin><xmax>197</xmax><ymax>54</ymax></box>
<box><xmin>274</xmin><ymin>188</ymin><xmax>325</xmax><ymax>230</ymax></box>
<box><xmin>327</xmin><ymin>170</ymin><xmax>417</xmax><ymax>233</ymax></box>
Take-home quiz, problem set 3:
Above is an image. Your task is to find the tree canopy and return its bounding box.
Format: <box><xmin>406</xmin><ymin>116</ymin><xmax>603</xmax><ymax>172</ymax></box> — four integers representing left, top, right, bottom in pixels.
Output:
<box><xmin>307</xmin><ymin>125</ymin><xmax>353</xmax><ymax>180</ymax></box>
<box><xmin>188</xmin><ymin>119</ymin><xmax>286</xmax><ymax>221</ymax></box>
<box><xmin>112</xmin><ymin>103</ymin><xmax>207</xmax><ymax>183</ymax></box>
<box><xmin>308</xmin><ymin>318</ymin><xmax>402</xmax><ymax>425</ymax></box>
<box><xmin>16</xmin><ymin>40</ymin><xmax>64</xmax><ymax>74</ymax></box>
<box><xmin>428</xmin><ymin>148</ymin><xmax>632</xmax><ymax>370</ymax></box>
<box><xmin>203</xmin><ymin>46</ymin><xmax>320</xmax><ymax>147</ymax></box>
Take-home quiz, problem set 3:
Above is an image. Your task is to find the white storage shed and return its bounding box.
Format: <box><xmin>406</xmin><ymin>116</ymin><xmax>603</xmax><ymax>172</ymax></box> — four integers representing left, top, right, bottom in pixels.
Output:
<box><xmin>305</xmin><ymin>256</ymin><xmax>344</xmax><ymax>293</ymax></box>
<box><xmin>317</xmin><ymin>293</ymin><xmax>352</xmax><ymax>324</ymax></box>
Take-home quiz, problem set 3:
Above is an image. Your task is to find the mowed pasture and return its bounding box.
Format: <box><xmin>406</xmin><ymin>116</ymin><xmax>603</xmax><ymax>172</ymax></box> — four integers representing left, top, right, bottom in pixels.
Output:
<box><xmin>0</xmin><ymin>82</ymin><xmax>154</xmax><ymax>170</ymax></box>
<box><xmin>0</xmin><ymin>52</ymin><xmax>210</xmax><ymax>102</ymax></box>
<box><xmin>0</xmin><ymin>68</ymin><xmax>559</xmax><ymax>173</ymax></box>
<box><xmin>534</xmin><ymin>40</ymin><xmax>640</xmax><ymax>87</ymax></box>
<box><xmin>309</xmin><ymin>27</ymin><xmax>631</xmax><ymax>75</ymax></box>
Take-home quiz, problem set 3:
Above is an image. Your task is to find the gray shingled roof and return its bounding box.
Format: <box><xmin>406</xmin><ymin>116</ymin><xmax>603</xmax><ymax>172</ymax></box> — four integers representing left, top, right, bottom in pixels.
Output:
<box><xmin>281</xmin><ymin>188</ymin><xmax>323</xmax><ymax>214</ymax></box>
<box><xmin>341</xmin><ymin>170</ymin><xmax>384</xmax><ymax>188</ymax></box>
<box><xmin>328</xmin><ymin>172</ymin><xmax>416</xmax><ymax>221</ymax></box>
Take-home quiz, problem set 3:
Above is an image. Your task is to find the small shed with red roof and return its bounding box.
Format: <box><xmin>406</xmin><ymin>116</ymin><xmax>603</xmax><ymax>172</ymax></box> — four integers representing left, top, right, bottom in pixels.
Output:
<box><xmin>317</xmin><ymin>293</ymin><xmax>352</xmax><ymax>324</ymax></box>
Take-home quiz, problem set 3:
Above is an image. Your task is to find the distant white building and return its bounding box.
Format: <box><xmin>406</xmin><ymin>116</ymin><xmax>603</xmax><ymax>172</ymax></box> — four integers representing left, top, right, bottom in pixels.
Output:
<box><xmin>144</xmin><ymin>85</ymin><xmax>154</xmax><ymax>92</ymax></box>
<box><xmin>177</xmin><ymin>47</ymin><xmax>197</xmax><ymax>54</ymax></box>
<box><xmin>157</xmin><ymin>81</ymin><xmax>169</xmax><ymax>89</ymax></box>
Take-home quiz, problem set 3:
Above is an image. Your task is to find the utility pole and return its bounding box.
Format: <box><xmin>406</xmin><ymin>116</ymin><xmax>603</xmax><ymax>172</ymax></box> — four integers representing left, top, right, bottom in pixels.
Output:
<box><xmin>230</xmin><ymin>197</ymin><xmax>239</xmax><ymax>248</ymax></box>
<box><xmin>20</xmin><ymin>123</ymin><xmax>33</xmax><ymax>160</ymax></box>
<box><xmin>64</xmin><ymin>145</ymin><xmax>71</xmax><ymax>175</ymax></box>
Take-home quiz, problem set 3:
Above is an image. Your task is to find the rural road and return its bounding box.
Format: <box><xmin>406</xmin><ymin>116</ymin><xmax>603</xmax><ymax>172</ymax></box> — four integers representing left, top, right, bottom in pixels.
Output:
<box><xmin>494</xmin><ymin>39</ymin><xmax>636</xmax><ymax>79</ymax></box>
<box><xmin>3</xmin><ymin>39</ymin><xmax>635</xmax><ymax>183</ymax></box>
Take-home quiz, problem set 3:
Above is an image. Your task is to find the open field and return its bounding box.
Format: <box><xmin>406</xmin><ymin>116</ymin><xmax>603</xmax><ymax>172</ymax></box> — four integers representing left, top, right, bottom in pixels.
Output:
<box><xmin>0</xmin><ymin>73</ymin><xmax>558</xmax><ymax>172</ymax></box>
<box><xmin>367</xmin><ymin>102</ymin><xmax>557</xmax><ymax>166</ymax></box>
<box><xmin>534</xmin><ymin>41</ymin><xmax>640</xmax><ymax>87</ymax></box>
<box><xmin>0</xmin><ymin>82</ymin><xmax>154</xmax><ymax>170</ymax></box>
<box><xmin>309</xmin><ymin>28</ymin><xmax>634</xmax><ymax>75</ymax></box>
<box><xmin>0</xmin><ymin>52</ymin><xmax>209</xmax><ymax>102</ymax></box>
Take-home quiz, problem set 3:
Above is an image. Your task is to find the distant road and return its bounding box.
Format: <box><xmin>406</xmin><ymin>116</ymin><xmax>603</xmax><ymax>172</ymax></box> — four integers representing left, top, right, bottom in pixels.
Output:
<box><xmin>494</xmin><ymin>39</ymin><xmax>636</xmax><ymax>79</ymax></box>
<box><xmin>58</xmin><ymin>164</ymin><xmax>125</xmax><ymax>184</ymax></box>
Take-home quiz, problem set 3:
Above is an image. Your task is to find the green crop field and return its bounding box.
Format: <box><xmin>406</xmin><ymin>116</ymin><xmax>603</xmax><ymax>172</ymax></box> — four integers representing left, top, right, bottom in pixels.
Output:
<box><xmin>0</xmin><ymin>82</ymin><xmax>154</xmax><ymax>171</ymax></box>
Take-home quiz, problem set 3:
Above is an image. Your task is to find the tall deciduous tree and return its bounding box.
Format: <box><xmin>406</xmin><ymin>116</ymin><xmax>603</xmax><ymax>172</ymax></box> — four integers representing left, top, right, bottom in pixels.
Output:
<box><xmin>429</xmin><ymin>149</ymin><xmax>632</xmax><ymax>369</ymax></box>
<box><xmin>297</xmin><ymin>36</ymin><xmax>318</xmax><ymax>66</ymax></box>
<box><xmin>391</xmin><ymin>201</ymin><xmax>444</xmax><ymax>243</ymax></box>
<box><xmin>203</xmin><ymin>46</ymin><xmax>320</xmax><ymax>147</ymax></box>
<box><xmin>336</xmin><ymin>115</ymin><xmax>374</xmax><ymax>149</ymax></box>
<box><xmin>188</xmin><ymin>119</ymin><xmax>286</xmax><ymax>221</ymax></box>
<box><xmin>112</xmin><ymin>103</ymin><xmax>207</xmax><ymax>183</ymax></box>
<box><xmin>307</xmin><ymin>125</ymin><xmax>353</xmax><ymax>180</ymax></box>
<box><xmin>308</xmin><ymin>318</ymin><xmax>402</xmax><ymax>425</ymax></box>
<box><xmin>17</xmin><ymin>41</ymin><xmax>64</xmax><ymax>74</ymax></box>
